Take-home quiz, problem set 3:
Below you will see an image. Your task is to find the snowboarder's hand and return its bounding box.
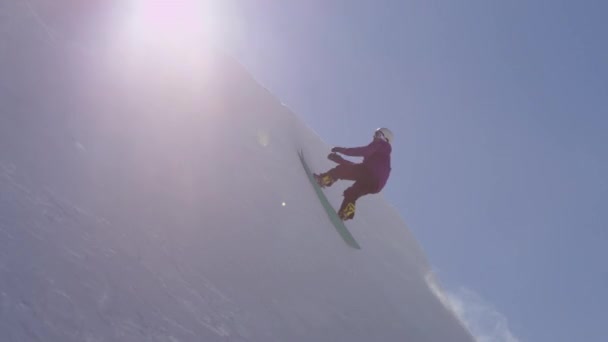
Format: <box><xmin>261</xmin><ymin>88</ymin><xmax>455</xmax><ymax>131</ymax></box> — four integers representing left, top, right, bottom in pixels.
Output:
<box><xmin>331</xmin><ymin>147</ymin><xmax>346</xmax><ymax>154</ymax></box>
<box><xmin>327</xmin><ymin>152</ymin><xmax>342</xmax><ymax>163</ymax></box>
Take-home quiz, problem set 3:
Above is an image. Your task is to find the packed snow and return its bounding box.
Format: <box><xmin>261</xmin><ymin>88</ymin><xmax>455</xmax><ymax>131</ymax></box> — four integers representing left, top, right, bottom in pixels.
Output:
<box><xmin>0</xmin><ymin>1</ymin><xmax>475</xmax><ymax>341</ymax></box>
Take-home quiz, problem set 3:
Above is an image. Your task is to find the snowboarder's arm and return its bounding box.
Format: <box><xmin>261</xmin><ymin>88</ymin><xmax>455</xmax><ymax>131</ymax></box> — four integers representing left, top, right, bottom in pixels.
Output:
<box><xmin>333</xmin><ymin>142</ymin><xmax>379</xmax><ymax>158</ymax></box>
<box><xmin>328</xmin><ymin>152</ymin><xmax>355</xmax><ymax>165</ymax></box>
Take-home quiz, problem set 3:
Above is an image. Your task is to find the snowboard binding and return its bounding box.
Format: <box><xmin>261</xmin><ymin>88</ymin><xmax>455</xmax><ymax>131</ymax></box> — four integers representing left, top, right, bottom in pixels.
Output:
<box><xmin>314</xmin><ymin>173</ymin><xmax>335</xmax><ymax>188</ymax></box>
<box><xmin>338</xmin><ymin>202</ymin><xmax>356</xmax><ymax>221</ymax></box>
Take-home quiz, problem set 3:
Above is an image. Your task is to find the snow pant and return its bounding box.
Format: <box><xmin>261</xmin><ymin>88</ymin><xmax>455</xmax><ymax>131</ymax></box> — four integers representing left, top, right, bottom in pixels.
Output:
<box><xmin>325</xmin><ymin>163</ymin><xmax>378</xmax><ymax>212</ymax></box>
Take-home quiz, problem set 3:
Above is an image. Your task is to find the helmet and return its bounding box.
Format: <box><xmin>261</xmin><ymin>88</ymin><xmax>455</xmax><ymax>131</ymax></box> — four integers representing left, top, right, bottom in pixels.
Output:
<box><xmin>374</xmin><ymin>127</ymin><xmax>394</xmax><ymax>144</ymax></box>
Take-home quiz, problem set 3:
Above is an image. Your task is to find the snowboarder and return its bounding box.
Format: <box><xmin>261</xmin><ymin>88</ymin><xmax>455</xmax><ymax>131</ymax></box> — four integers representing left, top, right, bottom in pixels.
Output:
<box><xmin>314</xmin><ymin>127</ymin><xmax>393</xmax><ymax>221</ymax></box>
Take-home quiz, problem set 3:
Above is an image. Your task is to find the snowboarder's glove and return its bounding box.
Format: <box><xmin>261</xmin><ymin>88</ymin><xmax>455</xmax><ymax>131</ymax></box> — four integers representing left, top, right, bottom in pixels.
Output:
<box><xmin>327</xmin><ymin>152</ymin><xmax>342</xmax><ymax>163</ymax></box>
<box><xmin>331</xmin><ymin>147</ymin><xmax>346</xmax><ymax>154</ymax></box>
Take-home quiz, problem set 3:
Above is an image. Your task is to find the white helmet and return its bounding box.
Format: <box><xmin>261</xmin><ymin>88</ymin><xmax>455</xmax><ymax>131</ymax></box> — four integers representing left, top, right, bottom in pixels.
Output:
<box><xmin>374</xmin><ymin>127</ymin><xmax>394</xmax><ymax>144</ymax></box>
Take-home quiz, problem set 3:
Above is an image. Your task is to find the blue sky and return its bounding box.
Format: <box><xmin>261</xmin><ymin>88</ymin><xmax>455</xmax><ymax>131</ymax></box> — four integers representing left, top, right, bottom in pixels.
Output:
<box><xmin>223</xmin><ymin>1</ymin><xmax>608</xmax><ymax>341</ymax></box>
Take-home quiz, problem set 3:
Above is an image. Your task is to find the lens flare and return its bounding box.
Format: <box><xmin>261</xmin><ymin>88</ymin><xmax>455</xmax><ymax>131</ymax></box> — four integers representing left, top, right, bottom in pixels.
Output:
<box><xmin>127</xmin><ymin>0</ymin><xmax>202</xmax><ymax>46</ymax></box>
<box><xmin>119</xmin><ymin>0</ymin><xmax>231</xmax><ymax>55</ymax></box>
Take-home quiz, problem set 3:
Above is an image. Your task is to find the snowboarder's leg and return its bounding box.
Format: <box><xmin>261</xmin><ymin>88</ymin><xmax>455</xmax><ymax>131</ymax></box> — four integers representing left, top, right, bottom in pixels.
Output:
<box><xmin>338</xmin><ymin>178</ymin><xmax>375</xmax><ymax>221</ymax></box>
<box><xmin>314</xmin><ymin>163</ymin><xmax>365</xmax><ymax>188</ymax></box>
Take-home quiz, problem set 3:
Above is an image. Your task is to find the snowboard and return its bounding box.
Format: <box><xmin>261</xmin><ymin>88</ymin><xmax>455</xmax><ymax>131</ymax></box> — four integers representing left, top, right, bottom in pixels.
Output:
<box><xmin>298</xmin><ymin>150</ymin><xmax>361</xmax><ymax>250</ymax></box>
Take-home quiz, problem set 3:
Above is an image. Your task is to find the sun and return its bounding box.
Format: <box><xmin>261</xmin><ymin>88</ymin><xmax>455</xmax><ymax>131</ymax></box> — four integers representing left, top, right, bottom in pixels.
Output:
<box><xmin>129</xmin><ymin>1</ymin><xmax>200</xmax><ymax>36</ymax></box>
<box><xmin>103</xmin><ymin>0</ymin><xmax>239</xmax><ymax>83</ymax></box>
<box><xmin>124</xmin><ymin>0</ymin><xmax>220</xmax><ymax>50</ymax></box>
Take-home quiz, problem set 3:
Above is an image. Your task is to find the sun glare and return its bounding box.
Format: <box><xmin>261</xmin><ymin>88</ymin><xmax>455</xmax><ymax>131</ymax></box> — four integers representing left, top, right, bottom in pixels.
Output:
<box><xmin>101</xmin><ymin>0</ymin><xmax>241</xmax><ymax>91</ymax></box>
<box><xmin>123</xmin><ymin>0</ymin><xmax>223</xmax><ymax>52</ymax></box>
<box><xmin>130</xmin><ymin>1</ymin><xmax>199</xmax><ymax>38</ymax></box>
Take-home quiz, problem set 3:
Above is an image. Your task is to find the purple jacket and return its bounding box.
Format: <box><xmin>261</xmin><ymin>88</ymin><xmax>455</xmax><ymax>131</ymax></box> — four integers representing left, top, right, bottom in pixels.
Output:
<box><xmin>338</xmin><ymin>139</ymin><xmax>392</xmax><ymax>193</ymax></box>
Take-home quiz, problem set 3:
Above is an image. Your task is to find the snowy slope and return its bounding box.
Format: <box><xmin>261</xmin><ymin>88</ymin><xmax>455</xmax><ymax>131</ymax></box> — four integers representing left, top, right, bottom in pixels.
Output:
<box><xmin>0</xmin><ymin>2</ymin><xmax>475</xmax><ymax>341</ymax></box>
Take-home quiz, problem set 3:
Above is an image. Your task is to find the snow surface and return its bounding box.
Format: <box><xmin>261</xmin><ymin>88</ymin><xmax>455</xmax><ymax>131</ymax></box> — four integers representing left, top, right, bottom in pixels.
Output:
<box><xmin>0</xmin><ymin>2</ymin><xmax>475</xmax><ymax>341</ymax></box>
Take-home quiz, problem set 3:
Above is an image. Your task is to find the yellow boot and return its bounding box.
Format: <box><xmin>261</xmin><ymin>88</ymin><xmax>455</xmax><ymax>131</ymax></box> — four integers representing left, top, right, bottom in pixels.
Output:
<box><xmin>338</xmin><ymin>202</ymin><xmax>356</xmax><ymax>221</ymax></box>
<box><xmin>314</xmin><ymin>173</ymin><xmax>335</xmax><ymax>188</ymax></box>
